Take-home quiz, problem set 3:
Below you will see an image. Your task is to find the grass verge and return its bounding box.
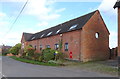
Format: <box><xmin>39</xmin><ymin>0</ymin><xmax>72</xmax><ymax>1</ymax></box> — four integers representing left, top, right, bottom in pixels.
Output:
<box><xmin>65</xmin><ymin>61</ymin><xmax>118</xmax><ymax>76</ymax></box>
<box><xmin>10</xmin><ymin>56</ymin><xmax>60</xmax><ymax>66</ymax></box>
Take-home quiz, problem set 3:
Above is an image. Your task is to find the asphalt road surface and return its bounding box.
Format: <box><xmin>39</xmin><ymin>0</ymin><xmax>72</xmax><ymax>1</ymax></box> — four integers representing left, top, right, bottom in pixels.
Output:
<box><xmin>2</xmin><ymin>56</ymin><xmax>117</xmax><ymax>77</ymax></box>
<box><xmin>0</xmin><ymin>56</ymin><xmax>2</xmax><ymax>78</ymax></box>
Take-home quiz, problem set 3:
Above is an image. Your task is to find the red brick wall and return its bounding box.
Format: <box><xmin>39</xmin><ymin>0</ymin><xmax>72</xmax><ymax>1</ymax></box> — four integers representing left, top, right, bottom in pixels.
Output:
<box><xmin>118</xmin><ymin>8</ymin><xmax>120</xmax><ymax>56</ymax></box>
<box><xmin>110</xmin><ymin>47</ymin><xmax>117</xmax><ymax>59</ymax></box>
<box><xmin>24</xmin><ymin>11</ymin><xmax>110</xmax><ymax>62</ymax></box>
<box><xmin>21</xmin><ymin>35</ymin><xmax>29</xmax><ymax>49</ymax></box>
<box><xmin>81</xmin><ymin>11</ymin><xmax>110</xmax><ymax>62</ymax></box>
<box><xmin>27</xmin><ymin>30</ymin><xmax>81</xmax><ymax>60</ymax></box>
<box><xmin>62</xmin><ymin>30</ymin><xmax>81</xmax><ymax>60</ymax></box>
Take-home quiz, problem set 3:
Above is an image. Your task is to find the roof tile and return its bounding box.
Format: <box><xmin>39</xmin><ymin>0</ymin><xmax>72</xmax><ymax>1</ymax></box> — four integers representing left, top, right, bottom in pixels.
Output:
<box><xmin>28</xmin><ymin>10</ymin><xmax>97</xmax><ymax>41</ymax></box>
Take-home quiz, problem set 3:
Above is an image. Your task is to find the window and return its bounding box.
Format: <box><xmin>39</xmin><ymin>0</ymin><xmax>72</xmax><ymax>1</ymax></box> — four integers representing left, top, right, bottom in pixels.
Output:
<box><xmin>46</xmin><ymin>45</ymin><xmax>50</xmax><ymax>48</ymax></box>
<box><xmin>34</xmin><ymin>46</ymin><xmax>36</xmax><ymax>50</ymax></box>
<box><xmin>56</xmin><ymin>29</ymin><xmax>61</xmax><ymax>34</ymax></box>
<box><xmin>31</xmin><ymin>36</ymin><xmax>35</xmax><ymax>40</ymax></box>
<box><xmin>55</xmin><ymin>44</ymin><xmax>59</xmax><ymax>50</ymax></box>
<box><xmin>95</xmin><ymin>32</ymin><xmax>99</xmax><ymax>39</ymax></box>
<box><xmin>65</xmin><ymin>43</ymin><xmax>68</xmax><ymax>51</ymax></box>
<box><xmin>69</xmin><ymin>24</ymin><xmax>78</xmax><ymax>30</ymax></box>
<box><xmin>40</xmin><ymin>45</ymin><xmax>42</xmax><ymax>50</ymax></box>
<box><xmin>41</xmin><ymin>34</ymin><xmax>45</xmax><ymax>38</ymax></box>
<box><xmin>47</xmin><ymin>32</ymin><xmax>52</xmax><ymax>36</ymax></box>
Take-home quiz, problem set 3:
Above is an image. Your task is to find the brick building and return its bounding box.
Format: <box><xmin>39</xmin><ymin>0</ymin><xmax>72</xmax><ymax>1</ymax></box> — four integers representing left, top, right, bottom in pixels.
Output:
<box><xmin>0</xmin><ymin>45</ymin><xmax>12</xmax><ymax>54</ymax></box>
<box><xmin>114</xmin><ymin>0</ymin><xmax>120</xmax><ymax>57</ymax></box>
<box><xmin>0</xmin><ymin>46</ymin><xmax>2</xmax><ymax>54</ymax></box>
<box><xmin>21</xmin><ymin>10</ymin><xmax>110</xmax><ymax>62</ymax></box>
<box><xmin>110</xmin><ymin>47</ymin><xmax>117</xmax><ymax>59</ymax></box>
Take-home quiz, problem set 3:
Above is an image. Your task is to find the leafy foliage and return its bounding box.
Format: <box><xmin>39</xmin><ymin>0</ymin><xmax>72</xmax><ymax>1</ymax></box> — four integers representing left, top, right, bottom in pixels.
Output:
<box><xmin>33</xmin><ymin>53</ymin><xmax>43</xmax><ymax>62</ymax></box>
<box><xmin>21</xmin><ymin>45</ymin><xmax>66</xmax><ymax>63</ymax></box>
<box><xmin>42</xmin><ymin>48</ymin><xmax>55</xmax><ymax>62</ymax></box>
<box><xmin>11</xmin><ymin>56</ymin><xmax>59</xmax><ymax>66</ymax></box>
<box><xmin>2</xmin><ymin>50</ymin><xmax>10</xmax><ymax>56</ymax></box>
<box><xmin>56</xmin><ymin>52</ymin><xmax>67</xmax><ymax>60</ymax></box>
<box><xmin>58</xmin><ymin>40</ymin><xmax>62</xmax><ymax>51</ymax></box>
<box><xmin>9</xmin><ymin>43</ymin><xmax>21</xmax><ymax>55</ymax></box>
<box><xmin>21</xmin><ymin>45</ymin><xmax>35</xmax><ymax>59</ymax></box>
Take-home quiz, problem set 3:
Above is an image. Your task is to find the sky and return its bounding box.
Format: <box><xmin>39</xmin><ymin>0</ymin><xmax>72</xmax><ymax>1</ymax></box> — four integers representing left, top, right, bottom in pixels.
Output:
<box><xmin>0</xmin><ymin>0</ymin><xmax>118</xmax><ymax>48</ymax></box>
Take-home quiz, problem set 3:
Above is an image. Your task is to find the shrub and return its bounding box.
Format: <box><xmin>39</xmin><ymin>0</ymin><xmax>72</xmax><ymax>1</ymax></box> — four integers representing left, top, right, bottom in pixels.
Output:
<box><xmin>22</xmin><ymin>45</ymin><xmax>35</xmax><ymax>59</ymax></box>
<box><xmin>58</xmin><ymin>40</ymin><xmax>62</xmax><ymax>51</ymax></box>
<box><xmin>2</xmin><ymin>50</ymin><xmax>10</xmax><ymax>56</ymax></box>
<box><xmin>33</xmin><ymin>53</ymin><xmax>43</xmax><ymax>62</ymax></box>
<box><xmin>27</xmin><ymin>48</ymin><xmax>35</xmax><ymax>57</ymax></box>
<box><xmin>42</xmin><ymin>48</ymin><xmax>55</xmax><ymax>62</ymax></box>
<box><xmin>9</xmin><ymin>43</ymin><xmax>21</xmax><ymax>55</ymax></box>
<box><xmin>56</xmin><ymin>52</ymin><xmax>66</xmax><ymax>60</ymax></box>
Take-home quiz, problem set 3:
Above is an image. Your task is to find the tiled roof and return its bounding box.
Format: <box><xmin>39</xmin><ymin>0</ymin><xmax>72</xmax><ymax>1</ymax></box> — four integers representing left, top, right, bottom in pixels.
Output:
<box><xmin>23</xmin><ymin>32</ymin><xmax>33</xmax><ymax>41</ymax></box>
<box><xmin>27</xmin><ymin>10</ymin><xmax>97</xmax><ymax>41</ymax></box>
<box><xmin>114</xmin><ymin>0</ymin><xmax>120</xmax><ymax>8</ymax></box>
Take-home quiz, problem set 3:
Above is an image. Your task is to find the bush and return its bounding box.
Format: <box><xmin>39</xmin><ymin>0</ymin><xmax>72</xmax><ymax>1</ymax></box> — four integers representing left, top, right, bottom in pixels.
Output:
<box><xmin>21</xmin><ymin>46</ymin><xmax>66</xmax><ymax>63</ymax></box>
<box><xmin>27</xmin><ymin>48</ymin><xmax>35</xmax><ymax>57</ymax></box>
<box><xmin>42</xmin><ymin>48</ymin><xmax>55</xmax><ymax>62</ymax></box>
<box><xmin>21</xmin><ymin>45</ymin><xmax>35</xmax><ymax>59</ymax></box>
<box><xmin>9</xmin><ymin>43</ymin><xmax>21</xmax><ymax>55</ymax></box>
<box><xmin>22</xmin><ymin>45</ymin><xmax>43</xmax><ymax>62</ymax></box>
<box><xmin>10</xmin><ymin>56</ymin><xmax>59</xmax><ymax>66</ymax></box>
<box><xmin>2</xmin><ymin>50</ymin><xmax>10</xmax><ymax>56</ymax></box>
<box><xmin>56</xmin><ymin>52</ymin><xmax>67</xmax><ymax>60</ymax></box>
<box><xmin>33</xmin><ymin>53</ymin><xmax>43</xmax><ymax>62</ymax></box>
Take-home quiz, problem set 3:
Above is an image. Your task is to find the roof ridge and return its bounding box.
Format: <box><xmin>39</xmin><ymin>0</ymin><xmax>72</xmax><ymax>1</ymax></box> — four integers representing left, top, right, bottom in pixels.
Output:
<box><xmin>23</xmin><ymin>32</ymin><xmax>33</xmax><ymax>34</ymax></box>
<box><xmin>34</xmin><ymin>10</ymin><xmax>97</xmax><ymax>34</ymax></box>
<box><xmin>27</xmin><ymin>10</ymin><xmax>97</xmax><ymax>41</ymax></box>
<box><xmin>114</xmin><ymin>0</ymin><xmax>120</xmax><ymax>8</ymax></box>
<box><xmin>65</xmin><ymin>10</ymin><xmax>97</xmax><ymax>23</ymax></box>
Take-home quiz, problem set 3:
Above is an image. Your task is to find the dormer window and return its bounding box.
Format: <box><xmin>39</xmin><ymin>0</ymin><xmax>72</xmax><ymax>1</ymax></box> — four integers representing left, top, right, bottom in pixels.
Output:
<box><xmin>41</xmin><ymin>34</ymin><xmax>45</xmax><ymax>38</ymax></box>
<box><xmin>31</xmin><ymin>37</ymin><xmax>35</xmax><ymax>40</ymax></box>
<box><xmin>47</xmin><ymin>32</ymin><xmax>52</xmax><ymax>36</ymax></box>
<box><xmin>69</xmin><ymin>24</ymin><xmax>78</xmax><ymax>30</ymax></box>
<box><xmin>56</xmin><ymin>29</ymin><xmax>61</xmax><ymax>34</ymax></box>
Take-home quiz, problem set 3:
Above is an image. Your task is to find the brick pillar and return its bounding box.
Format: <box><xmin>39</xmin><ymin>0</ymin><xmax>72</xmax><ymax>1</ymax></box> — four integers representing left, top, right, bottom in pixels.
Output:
<box><xmin>118</xmin><ymin>8</ymin><xmax>120</xmax><ymax>56</ymax></box>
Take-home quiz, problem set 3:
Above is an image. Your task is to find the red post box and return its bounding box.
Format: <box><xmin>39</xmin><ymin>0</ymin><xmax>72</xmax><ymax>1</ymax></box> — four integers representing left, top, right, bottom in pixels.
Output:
<box><xmin>69</xmin><ymin>52</ymin><xmax>72</xmax><ymax>59</ymax></box>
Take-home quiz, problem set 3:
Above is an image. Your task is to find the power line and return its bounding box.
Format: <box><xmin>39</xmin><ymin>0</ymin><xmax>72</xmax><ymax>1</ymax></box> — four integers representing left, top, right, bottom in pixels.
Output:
<box><xmin>4</xmin><ymin>0</ymin><xmax>29</xmax><ymax>37</ymax></box>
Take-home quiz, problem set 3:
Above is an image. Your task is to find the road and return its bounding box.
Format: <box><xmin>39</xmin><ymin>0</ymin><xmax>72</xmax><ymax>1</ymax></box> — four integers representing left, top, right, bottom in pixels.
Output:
<box><xmin>2</xmin><ymin>56</ymin><xmax>117</xmax><ymax>77</ymax></box>
<box><xmin>0</xmin><ymin>56</ymin><xmax>2</xmax><ymax>78</ymax></box>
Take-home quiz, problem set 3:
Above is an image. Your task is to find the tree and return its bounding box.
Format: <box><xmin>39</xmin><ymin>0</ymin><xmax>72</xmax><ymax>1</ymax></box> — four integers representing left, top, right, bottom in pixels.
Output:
<box><xmin>9</xmin><ymin>43</ymin><xmax>21</xmax><ymax>55</ymax></box>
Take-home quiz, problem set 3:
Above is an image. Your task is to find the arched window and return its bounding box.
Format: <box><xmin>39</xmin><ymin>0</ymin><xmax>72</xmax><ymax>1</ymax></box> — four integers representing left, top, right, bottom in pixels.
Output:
<box><xmin>95</xmin><ymin>32</ymin><xmax>99</xmax><ymax>39</ymax></box>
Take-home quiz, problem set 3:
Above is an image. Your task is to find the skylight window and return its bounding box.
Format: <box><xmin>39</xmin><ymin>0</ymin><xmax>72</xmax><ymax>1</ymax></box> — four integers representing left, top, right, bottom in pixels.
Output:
<box><xmin>69</xmin><ymin>24</ymin><xmax>78</xmax><ymax>30</ymax></box>
<box><xmin>47</xmin><ymin>32</ymin><xmax>52</xmax><ymax>36</ymax></box>
<box><xmin>41</xmin><ymin>34</ymin><xmax>45</xmax><ymax>38</ymax></box>
<box><xmin>56</xmin><ymin>29</ymin><xmax>61</xmax><ymax>34</ymax></box>
<box><xmin>31</xmin><ymin>37</ymin><xmax>35</xmax><ymax>40</ymax></box>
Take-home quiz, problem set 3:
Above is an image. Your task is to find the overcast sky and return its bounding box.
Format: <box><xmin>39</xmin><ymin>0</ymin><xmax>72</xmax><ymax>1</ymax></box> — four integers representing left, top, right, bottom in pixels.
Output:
<box><xmin>0</xmin><ymin>0</ymin><xmax>118</xmax><ymax>48</ymax></box>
